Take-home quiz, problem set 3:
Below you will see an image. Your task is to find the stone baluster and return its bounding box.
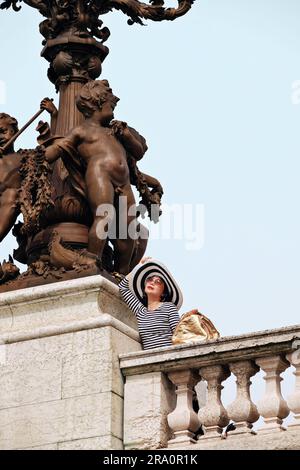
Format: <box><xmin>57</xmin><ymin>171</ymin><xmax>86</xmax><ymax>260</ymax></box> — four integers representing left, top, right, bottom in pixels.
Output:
<box><xmin>227</xmin><ymin>360</ymin><xmax>260</xmax><ymax>435</ymax></box>
<box><xmin>198</xmin><ymin>365</ymin><xmax>230</xmax><ymax>439</ymax></box>
<box><xmin>167</xmin><ymin>370</ymin><xmax>201</xmax><ymax>447</ymax></box>
<box><xmin>286</xmin><ymin>347</ymin><xmax>300</xmax><ymax>429</ymax></box>
<box><xmin>256</xmin><ymin>355</ymin><xmax>290</xmax><ymax>433</ymax></box>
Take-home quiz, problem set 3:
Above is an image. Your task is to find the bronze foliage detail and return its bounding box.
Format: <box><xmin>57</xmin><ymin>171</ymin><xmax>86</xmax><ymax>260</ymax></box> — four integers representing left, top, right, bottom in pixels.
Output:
<box><xmin>19</xmin><ymin>147</ymin><xmax>54</xmax><ymax>236</ymax></box>
<box><xmin>0</xmin><ymin>1</ymin><xmax>194</xmax><ymax>42</ymax></box>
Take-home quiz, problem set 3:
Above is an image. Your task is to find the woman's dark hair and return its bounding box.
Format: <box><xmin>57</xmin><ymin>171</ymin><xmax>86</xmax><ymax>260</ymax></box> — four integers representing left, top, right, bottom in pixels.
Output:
<box><xmin>141</xmin><ymin>278</ymin><xmax>171</xmax><ymax>307</ymax></box>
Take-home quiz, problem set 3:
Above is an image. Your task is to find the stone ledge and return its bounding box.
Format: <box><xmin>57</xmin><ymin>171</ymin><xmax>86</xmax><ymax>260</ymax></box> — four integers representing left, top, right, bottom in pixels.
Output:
<box><xmin>0</xmin><ymin>274</ymin><xmax>117</xmax><ymax>306</ymax></box>
<box><xmin>120</xmin><ymin>324</ymin><xmax>300</xmax><ymax>375</ymax></box>
<box><xmin>0</xmin><ymin>315</ymin><xmax>140</xmax><ymax>345</ymax></box>
<box><xmin>0</xmin><ymin>275</ymin><xmax>139</xmax><ymax>336</ymax></box>
<box><xmin>173</xmin><ymin>428</ymin><xmax>300</xmax><ymax>450</ymax></box>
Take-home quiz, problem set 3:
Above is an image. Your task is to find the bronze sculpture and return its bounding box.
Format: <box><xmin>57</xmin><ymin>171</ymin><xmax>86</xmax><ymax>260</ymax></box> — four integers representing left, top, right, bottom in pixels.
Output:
<box><xmin>44</xmin><ymin>79</ymin><xmax>148</xmax><ymax>275</ymax></box>
<box><xmin>0</xmin><ymin>113</ymin><xmax>22</xmax><ymax>243</ymax></box>
<box><xmin>0</xmin><ymin>0</ymin><xmax>194</xmax><ymax>292</ymax></box>
<box><xmin>0</xmin><ymin>100</ymin><xmax>57</xmax><ymax>243</ymax></box>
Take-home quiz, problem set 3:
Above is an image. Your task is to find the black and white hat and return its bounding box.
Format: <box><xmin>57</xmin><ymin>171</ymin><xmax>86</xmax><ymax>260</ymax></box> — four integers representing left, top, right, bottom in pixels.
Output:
<box><xmin>128</xmin><ymin>259</ymin><xmax>183</xmax><ymax>309</ymax></box>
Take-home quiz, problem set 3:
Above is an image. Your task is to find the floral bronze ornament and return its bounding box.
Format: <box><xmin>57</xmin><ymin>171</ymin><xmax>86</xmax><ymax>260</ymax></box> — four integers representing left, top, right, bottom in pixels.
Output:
<box><xmin>1</xmin><ymin>1</ymin><xmax>194</xmax><ymax>42</ymax></box>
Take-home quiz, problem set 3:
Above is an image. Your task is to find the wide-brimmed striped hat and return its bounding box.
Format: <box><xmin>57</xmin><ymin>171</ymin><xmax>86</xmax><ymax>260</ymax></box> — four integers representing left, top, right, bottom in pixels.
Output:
<box><xmin>128</xmin><ymin>259</ymin><xmax>183</xmax><ymax>309</ymax></box>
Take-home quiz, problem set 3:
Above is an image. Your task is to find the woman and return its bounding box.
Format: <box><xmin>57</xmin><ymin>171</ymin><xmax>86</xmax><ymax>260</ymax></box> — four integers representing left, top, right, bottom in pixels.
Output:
<box><xmin>119</xmin><ymin>257</ymin><xmax>183</xmax><ymax>350</ymax></box>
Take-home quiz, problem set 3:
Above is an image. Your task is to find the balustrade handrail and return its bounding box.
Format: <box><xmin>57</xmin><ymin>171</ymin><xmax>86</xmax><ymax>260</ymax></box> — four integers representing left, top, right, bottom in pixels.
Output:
<box><xmin>120</xmin><ymin>324</ymin><xmax>300</xmax><ymax>376</ymax></box>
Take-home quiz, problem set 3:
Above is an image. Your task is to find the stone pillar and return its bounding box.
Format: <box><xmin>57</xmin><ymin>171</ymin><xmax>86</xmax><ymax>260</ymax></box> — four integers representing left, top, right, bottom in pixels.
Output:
<box><xmin>286</xmin><ymin>349</ymin><xmax>300</xmax><ymax>429</ymax></box>
<box><xmin>123</xmin><ymin>372</ymin><xmax>176</xmax><ymax>450</ymax></box>
<box><xmin>167</xmin><ymin>370</ymin><xmax>201</xmax><ymax>447</ymax></box>
<box><xmin>227</xmin><ymin>360</ymin><xmax>259</xmax><ymax>435</ymax></box>
<box><xmin>256</xmin><ymin>355</ymin><xmax>290</xmax><ymax>433</ymax></box>
<box><xmin>198</xmin><ymin>365</ymin><xmax>230</xmax><ymax>439</ymax></box>
<box><xmin>0</xmin><ymin>275</ymin><xmax>140</xmax><ymax>450</ymax></box>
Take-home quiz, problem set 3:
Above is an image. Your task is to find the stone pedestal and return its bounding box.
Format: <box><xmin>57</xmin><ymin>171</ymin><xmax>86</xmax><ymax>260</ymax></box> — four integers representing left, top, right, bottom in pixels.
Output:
<box><xmin>0</xmin><ymin>275</ymin><xmax>141</xmax><ymax>450</ymax></box>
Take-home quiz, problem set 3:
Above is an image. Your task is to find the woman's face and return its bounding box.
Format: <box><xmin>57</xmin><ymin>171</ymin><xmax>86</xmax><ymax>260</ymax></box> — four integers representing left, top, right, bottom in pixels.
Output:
<box><xmin>144</xmin><ymin>275</ymin><xmax>165</xmax><ymax>300</ymax></box>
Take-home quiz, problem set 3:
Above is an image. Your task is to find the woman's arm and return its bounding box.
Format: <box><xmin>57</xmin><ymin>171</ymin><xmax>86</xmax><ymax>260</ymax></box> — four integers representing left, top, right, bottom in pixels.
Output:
<box><xmin>168</xmin><ymin>304</ymin><xmax>181</xmax><ymax>334</ymax></box>
<box><xmin>119</xmin><ymin>276</ymin><xmax>145</xmax><ymax>317</ymax></box>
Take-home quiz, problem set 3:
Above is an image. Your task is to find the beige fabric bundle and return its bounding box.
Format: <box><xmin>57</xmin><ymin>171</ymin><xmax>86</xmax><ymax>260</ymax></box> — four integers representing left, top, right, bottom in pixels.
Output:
<box><xmin>172</xmin><ymin>309</ymin><xmax>220</xmax><ymax>345</ymax></box>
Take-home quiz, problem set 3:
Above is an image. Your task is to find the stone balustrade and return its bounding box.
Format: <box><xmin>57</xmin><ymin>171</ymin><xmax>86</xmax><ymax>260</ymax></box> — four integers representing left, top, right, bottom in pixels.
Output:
<box><xmin>120</xmin><ymin>325</ymin><xmax>300</xmax><ymax>450</ymax></box>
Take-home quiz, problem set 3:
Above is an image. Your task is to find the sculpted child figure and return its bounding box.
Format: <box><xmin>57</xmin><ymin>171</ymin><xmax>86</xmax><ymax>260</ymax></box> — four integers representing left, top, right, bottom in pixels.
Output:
<box><xmin>45</xmin><ymin>79</ymin><xmax>148</xmax><ymax>274</ymax></box>
<box><xmin>0</xmin><ymin>100</ymin><xmax>58</xmax><ymax>243</ymax></box>
<box><xmin>0</xmin><ymin>112</ymin><xmax>22</xmax><ymax>242</ymax></box>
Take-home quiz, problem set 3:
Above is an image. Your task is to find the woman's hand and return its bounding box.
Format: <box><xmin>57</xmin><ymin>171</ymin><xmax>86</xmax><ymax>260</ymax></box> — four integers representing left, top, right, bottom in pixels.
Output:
<box><xmin>140</xmin><ymin>256</ymin><xmax>152</xmax><ymax>265</ymax></box>
<box><xmin>123</xmin><ymin>257</ymin><xmax>152</xmax><ymax>281</ymax></box>
<box><xmin>185</xmin><ymin>309</ymin><xmax>199</xmax><ymax>315</ymax></box>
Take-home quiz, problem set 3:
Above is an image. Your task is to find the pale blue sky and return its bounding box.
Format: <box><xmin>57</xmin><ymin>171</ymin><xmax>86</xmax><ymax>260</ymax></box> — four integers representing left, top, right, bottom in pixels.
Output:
<box><xmin>1</xmin><ymin>0</ymin><xmax>300</xmax><ymax>338</ymax></box>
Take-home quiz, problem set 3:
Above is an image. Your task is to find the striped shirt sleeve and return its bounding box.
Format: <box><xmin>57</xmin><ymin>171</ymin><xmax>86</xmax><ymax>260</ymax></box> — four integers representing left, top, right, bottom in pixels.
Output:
<box><xmin>119</xmin><ymin>277</ymin><xmax>145</xmax><ymax>317</ymax></box>
<box><xmin>167</xmin><ymin>303</ymin><xmax>181</xmax><ymax>333</ymax></box>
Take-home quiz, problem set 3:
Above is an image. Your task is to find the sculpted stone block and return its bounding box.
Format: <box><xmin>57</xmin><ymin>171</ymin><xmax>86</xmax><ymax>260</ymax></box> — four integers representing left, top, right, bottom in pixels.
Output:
<box><xmin>61</xmin><ymin>328</ymin><xmax>140</xmax><ymax>398</ymax></box>
<box><xmin>0</xmin><ymin>393</ymin><xmax>123</xmax><ymax>450</ymax></box>
<box><xmin>124</xmin><ymin>372</ymin><xmax>176</xmax><ymax>450</ymax></box>
<box><xmin>0</xmin><ymin>276</ymin><xmax>140</xmax><ymax>450</ymax></box>
<box><xmin>0</xmin><ymin>357</ymin><xmax>62</xmax><ymax>410</ymax></box>
<box><xmin>62</xmin><ymin>350</ymin><xmax>120</xmax><ymax>398</ymax></box>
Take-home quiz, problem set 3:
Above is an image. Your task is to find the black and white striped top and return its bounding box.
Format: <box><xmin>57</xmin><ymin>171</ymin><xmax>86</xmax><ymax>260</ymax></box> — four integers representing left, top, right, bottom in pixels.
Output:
<box><xmin>119</xmin><ymin>277</ymin><xmax>180</xmax><ymax>350</ymax></box>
